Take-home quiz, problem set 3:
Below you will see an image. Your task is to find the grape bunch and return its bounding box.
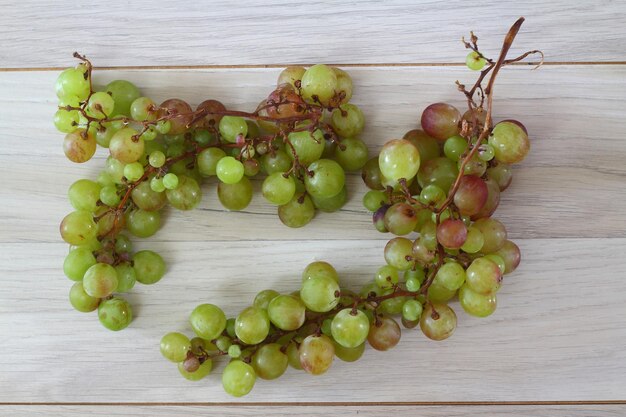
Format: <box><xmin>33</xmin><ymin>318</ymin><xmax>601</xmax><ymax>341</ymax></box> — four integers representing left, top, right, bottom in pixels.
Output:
<box><xmin>158</xmin><ymin>18</ymin><xmax>542</xmax><ymax>397</ymax></box>
<box><xmin>56</xmin><ymin>55</ymin><xmax>368</xmax><ymax>330</ymax></box>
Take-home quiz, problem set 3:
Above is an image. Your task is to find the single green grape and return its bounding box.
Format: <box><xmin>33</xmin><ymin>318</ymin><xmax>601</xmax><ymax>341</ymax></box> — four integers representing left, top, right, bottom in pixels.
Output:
<box><xmin>300</xmin><ymin>64</ymin><xmax>338</xmax><ymax>105</ymax></box>
<box><xmin>190</xmin><ymin>304</ymin><xmax>227</xmax><ymax>340</ymax></box>
<box><xmin>363</xmin><ymin>190</ymin><xmax>388</xmax><ymax>212</ymax></box>
<box><xmin>378</xmin><ymin>139</ymin><xmax>420</xmax><ymax>182</ymax></box>
<box><xmin>114</xmin><ymin>262</ymin><xmax>137</xmax><ymax>292</ymax></box>
<box><xmin>331</xmin><ymin>104</ymin><xmax>365</xmax><ymax>138</ymax></box>
<box><xmin>375</xmin><ymin>265</ymin><xmax>399</xmax><ymax>289</ymax></box>
<box><xmin>459</xmin><ymin>284</ymin><xmax>497</xmax><ymax>317</ymax></box>
<box><xmin>434</xmin><ymin>262</ymin><xmax>466</xmax><ymax>291</ymax></box>
<box><xmin>222</xmin><ymin>360</ymin><xmax>256</xmax><ymax>397</ymax></box>
<box><xmin>219</xmin><ymin>116</ymin><xmax>248</xmax><ymax>143</ymax></box>
<box><xmin>331</xmin><ymin>308</ymin><xmax>370</xmax><ymax>348</ymax></box>
<box><xmin>130</xmin><ymin>97</ymin><xmax>156</xmax><ymax>121</ymax></box>
<box><xmin>443</xmin><ymin>135</ymin><xmax>468</xmax><ymax>161</ymax></box>
<box><xmin>216</xmin><ymin>156</ymin><xmax>245</xmax><ymax>184</ymax></box>
<box><xmin>466</xmin><ymin>51</ymin><xmax>487</xmax><ymax>71</ymax></box>
<box><xmin>251</xmin><ymin>343</ymin><xmax>288</xmax><ymax>380</ymax></box>
<box><xmin>300</xmin><ymin>275</ymin><xmax>340</xmax><ymax>312</ymax></box>
<box><xmin>166</xmin><ymin>175</ymin><xmax>201</xmax><ymax>210</ymax></box>
<box><xmin>287</xmin><ymin>129</ymin><xmax>325</xmax><ymax>166</ymax></box>
<box><xmin>160</xmin><ymin>332</ymin><xmax>191</xmax><ymax>362</ymax></box>
<box><xmin>82</xmin><ymin>263</ymin><xmax>118</xmax><ymax>298</ymax></box>
<box><xmin>218</xmin><ymin>177</ymin><xmax>253</xmax><ymax>211</ymax></box>
<box><xmin>197</xmin><ymin>148</ymin><xmax>226</xmax><ymax>176</ymax></box>
<box><xmin>268</xmin><ymin>295</ymin><xmax>306</xmax><ymax>331</ymax></box>
<box><xmin>149</xmin><ymin>151</ymin><xmax>166</xmax><ymax>168</ymax></box>
<box><xmin>178</xmin><ymin>358</ymin><xmax>213</xmax><ymax>381</ymax></box>
<box><xmin>235</xmin><ymin>307</ymin><xmax>270</xmax><ymax>345</ymax></box>
<box><xmin>86</xmin><ymin>91</ymin><xmax>115</xmax><ymax>119</ymax></box>
<box><xmin>126</xmin><ymin>209</ymin><xmax>161</xmax><ymax>238</ymax></box>
<box><xmin>262</xmin><ymin>172</ymin><xmax>296</xmax><ymax>205</ymax></box>
<box><xmin>98</xmin><ymin>296</ymin><xmax>132</xmax><ymax>331</ymax></box>
<box><xmin>278</xmin><ymin>193</ymin><xmax>315</xmax><ymax>228</ymax></box>
<box><xmin>63</xmin><ymin>246</ymin><xmax>97</xmax><ymax>281</ymax></box>
<box><xmin>68</xmin><ymin>179</ymin><xmax>101</xmax><ymax>212</ymax></box>
<box><xmin>59</xmin><ymin>211</ymin><xmax>97</xmax><ymax>245</ymax></box>
<box><xmin>133</xmin><ymin>250</ymin><xmax>166</xmax><ymax>284</ymax></box>
<box><xmin>253</xmin><ymin>289</ymin><xmax>280</xmax><ymax>310</ymax></box>
<box><xmin>334</xmin><ymin>137</ymin><xmax>369</xmax><ymax>172</ymax></box>
<box><xmin>69</xmin><ymin>282</ymin><xmax>100</xmax><ymax>312</ymax></box>
<box><xmin>302</xmin><ymin>260</ymin><xmax>339</xmax><ymax>283</ymax></box>
<box><xmin>105</xmin><ymin>80</ymin><xmax>141</xmax><ymax>116</ymax></box>
<box><xmin>304</xmin><ymin>159</ymin><xmax>345</xmax><ymax>199</ymax></box>
<box><xmin>402</xmin><ymin>299</ymin><xmax>423</xmax><ymax>321</ymax></box>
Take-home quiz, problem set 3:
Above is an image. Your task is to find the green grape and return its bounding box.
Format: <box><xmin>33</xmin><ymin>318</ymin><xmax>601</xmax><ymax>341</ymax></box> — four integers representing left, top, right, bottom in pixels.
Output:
<box><xmin>197</xmin><ymin>148</ymin><xmax>226</xmax><ymax>176</ymax></box>
<box><xmin>405</xmin><ymin>275</ymin><xmax>423</xmax><ymax>292</ymax></box>
<box><xmin>278</xmin><ymin>193</ymin><xmax>315</xmax><ymax>228</ymax></box>
<box><xmin>443</xmin><ymin>135</ymin><xmax>468</xmax><ymax>161</ymax></box>
<box><xmin>109</xmin><ymin>128</ymin><xmax>144</xmax><ymax>163</ymax></box>
<box><xmin>465</xmin><ymin>257</ymin><xmax>502</xmax><ymax>295</ymax></box>
<box><xmin>262</xmin><ymin>172</ymin><xmax>296</xmax><ymax>205</ymax></box>
<box><xmin>131</xmin><ymin>180</ymin><xmax>167</xmax><ymax>211</ymax></box>
<box><xmin>150</xmin><ymin>177</ymin><xmax>166</xmax><ymax>193</ymax></box>
<box><xmin>261</xmin><ymin>150</ymin><xmax>291</xmax><ymax>174</ymax></box>
<box><xmin>219</xmin><ymin>116</ymin><xmax>248</xmax><ymax>143</ymax></box>
<box><xmin>277</xmin><ymin>65</ymin><xmax>306</xmax><ymax>87</ymax></box>
<box><xmin>334</xmin><ymin>137</ymin><xmax>369</xmax><ymax>171</ymax></box>
<box><xmin>478</xmin><ymin>144</ymin><xmax>495</xmax><ymax>161</ymax></box>
<box><xmin>379</xmin><ymin>292</ymin><xmax>408</xmax><ymax>315</ymax></box>
<box><xmin>68</xmin><ymin>179</ymin><xmax>101</xmax><ymax>212</ymax></box>
<box><xmin>69</xmin><ymin>282</ymin><xmax>100</xmax><ymax>312</ymax></box>
<box><xmin>86</xmin><ymin>91</ymin><xmax>115</xmax><ymax>119</ymax></box>
<box><xmin>63</xmin><ymin>247</ymin><xmax>97</xmax><ymax>281</ymax></box>
<box><xmin>59</xmin><ymin>211</ymin><xmax>97</xmax><ymax>245</ymax></box>
<box><xmin>331</xmin><ymin>308</ymin><xmax>369</xmax><ymax>348</ymax></box>
<box><xmin>333</xmin><ymin>341</ymin><xmax>365</xmax><ymax>362</ymax></box>
<box><xmin>123</xmin><ymin>162</ymin><xmax>144</xmax><ymax>182</ymax></box>
<box><xmin>105</xmin><ymin>156</ymin><xmax>126</xmax><ymax>184</ymax></box>
<box><xmin>461</xmin><ymin>226</ymin><xmax>484</xmax><ymax>253</ymax></box>
<box><xmin>383</xmin><ymin>203</ymin><xmax>418</xmax><ymax>235</ymax></box>
<box><xmin>69</xmin><ymin>237</ymin><xmax>102</xmax><ymax>253</ymax></box>
<box><xmin>215</xmin><ymin>336</ymin><xmax>232</xmax><ymax>352</ymax></box>
<box><xmin>54</xmin><ymin>109</ymin><xmax>79</xmax><ymax>133</ymax></box>
<box><xmin>434</xmin><ymin>261</ymin><xmax>466</xmax><ymax>291</ymax></box>
<box><xmin>333</xmin><ymin>67</ymin><xmax>353</xmax><ymax>104</ymax></box>
<box><xmin>466</xmin><ymin>51</ymin><xmax>487</xmax><ymax>70</ymax></box>
<box><xmin>302</xmin><ymin>261</ymin><xmax>339</xmax><ymax>283</ymax></box>
<box><xmin>268</xmin><ymin>295</ymin><xmax>305</xmax><ymax>330</ymax></box>
<box><xmin>368</xmin><ymin>315</ymin><xmax>401</xmax><ymax>351</ymax></box>
<box><xmin>216</xmin><ymin>156</ymin><xmax>244</xmax><ymax>184</ymax></box>
<box><xmin>253</xmin><ymin>289</ymin><xmax>280</xmax><ymax>310</ymax></box>
<box><xmin>473</xmin><ymin>218</ymin><xmax>507</xmax><ymax>253</ymax></box>
<box><xmin>311</xmin><ymin>185</ymin><xmax>347</xmax><ymax>212</ymax></box>
<box><xmin>420</xmin><ymin>303</ymin><xmax>456</xmax><ymax>341</ymax></box>
<box><xmin>361</xmin><ymin>157</ymin><xmax>384</xmax><ymax>190</ymax></box>
<box><xmin>459</xmin><ymin>285</ymin><xmax>497</xmax><ymax>317</ymax></box>
<box><xmin>166</xmin><ymin>175</ymin><xmax>201</xmax><ymax>210</ymax></box>
<box><xmin>190</xmin><ymin>304</ymin><xmax>227</xmax><ymax>340</ymax></box>
<box><xmin>114</xmin><ymin>262</ymin><xmax>136</xmax><ymax>292</ymax></box>
<box><xmin>218</xmin><ymin>177</ymin><xmax>253</xmax><ymax>211</ymax></box>
<box><xmin>427</xmin><ymin>282</ymin><xmax>456</xmax><ymax>302</ymax></box>
<box><xmin>375</xmin><ymin>265</ymin><xmax>399</xmax><ymax>289</ymax></box>
<box><xmin>459</xmin><ymin>154</ymin><xmax>487</xmax><ymax>176</ymax></box>
<box><xmin>235</xmin><ymin>307</ymin><xmax>270</xmax><ymax>345</ymax></box>
<box><xmin>300</xmin><ymin>275</ymin><xmax>340</xmax><ymax>312</ymax></box>
<box><xmin>160</xmin><ymin>332</ymin><xmax>191</xmax><ymax>362</ymax></box>
<box><xmin>420</xmin><ymin>221</ymin><xmax>438</xmax><ymax>250</ymax></box>
<box><xmin>95</xmin><ymin>125</ymin><xmax>118</xmax><ymax>147</ymax></box>
<box><xmin>301</xmin><ymin>64</ymin><xmax>338</xmax><ymax>105</ymax></box>
<box><xmin>99</xmin><ymin>185</ymin><xmax>120</xmax><ymax>206</ymax></box>
<box><xmin>363</xmin><ymin>190</ymin><xmax>388</xmax><ymax>212</ymax></box>
<box><xmin>156</xmin><ymin>120</ymin><xmax>171</xmax><ymax>134</ymax></box>
<box><xmin>286</xmin><ymin>342</ymin><xmax>303</xmax><ymax>369</ymax></box>
<box><xmin>421</xmin><ymin>102</ymin><xmax>461</xmax><ymax>141</ymax></box>
<box><xmin>63</xmin><ymin>129</ymin><xmax>97</xmax><ymax>163</ymax></box>
<box><xmin>130</xmin><ymin>97</ymin><xmax>156</xmax><ymax>121</ymax></box>
<box><xmin>98</xmin><ymin>296</ymin><xmax>132</xmax><ymax>331</ymax></box>
<box><xmin>419</xmin><ymin>184</ymin><xmax>446</xmax><ymax>206</ymax></box>
<box><xmin>222</xmin><ymin>360</ymin><xmax>256</xmax><ymax>397</ymax></box>
<box><xmin>304</xmin><ymin>159</ymin><xmax>345</xmax><ymax>199</ymax></box>
<box><xmin>488</xmin><ymin>121</ymin><xmax>530</xmax><ymax>164</ymax></box>
<box><xmin>287</xmin><ymin>129</ymin><xmax>325</xmax><ymax>166</ymax></box>
<box><xmin>114</xmin><ymin>234</ymin><xmax>132</xmax><ymax>253</ymax></box>
<box><xmin>402</xmin><ymin>299</ymin><xmax>423</xmax><ymax>321</ymax></box>
<box><xmin>105</xmin><ymin>80</ymin><xmax>141</xmax><ymax>116</ymax></box>
<box><xmin>82</xmin><ymin>263</ymin><xmax>118</xmax><ymax>298</ymax></box>
<box><xmin>403</xmin><ymin>129</ymin><xmax>441</xmax><ymax>163</ymax></box>
<box><xmin>251</xmin><ymin>343</ymin><xmax>288</xmax><ymax>380</ymax></box>
<box><xmin>299</xmin><ymin>334</ymin><xmax>335</xmax><ymax>374</ymax></box>
<box><xmin>178</xmin><ymin>358</ymin><xmax>213</xmax><ymax>381</ymax></box>
<box><xmin>331</xmin><ymin>104</ymin><xmax>365</xmax><ymax>138</ymax></box>
<box><xmin>378</xmin><ymin>139</ymin><xmax>421</xmax><ymax>182</ymax></box>
<box><xmin>494</xmin><ymin>240</ymin><xmax>521</xmax><ymax>274</ymax></box>
<box><xmin>133</xmin><ymin>250</ymin><xmax>166</xmax><ymax>284</ymax></box>
<box><xmin>126</xmin><ymin>209</ymin><xmax>161</xmax><ymax>238</ymax></box>
<box><xmin>417</xmin><ymin>157</ymin><xmax>458</xmax><ymax>192</ymax></box>
<box><xmin>471</xmin><ymin>177</ymin><xmax>501</xmax><ymax>219</ymax></box>
<box><xmin>383</xmin><ymin>237</ymin><xmax>413</xmax><ymax>270</ymax></box>
<box><xmin>484</xmin><ymin>254</ymin><xmax>506</xmax><ymax>274</ymax></box>
<box><xmin>55</xmin><ymin>67</ymin><xmax>89</xmax><ymax>101</ymax></box>
<box><xmin>161</xmin><ymin>173</ymin><xmax>178</xmax><ymax>190</ymax></box>
<box><xmin>487</xmin><ymin>163</ymin><xmax>513</xmax><ymax>191</ymax></box>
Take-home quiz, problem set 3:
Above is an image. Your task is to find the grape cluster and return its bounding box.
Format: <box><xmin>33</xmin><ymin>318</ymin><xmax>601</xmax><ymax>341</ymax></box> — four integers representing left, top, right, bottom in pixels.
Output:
<box><xmin>158</xmin><ymin>19</ymin><xmax>540</xmax><ymax>397</ymax></box>
<box><xmin>56</xmin><ymin>55</ymin><xmax>367</xmax><ymax>330</ymax></box>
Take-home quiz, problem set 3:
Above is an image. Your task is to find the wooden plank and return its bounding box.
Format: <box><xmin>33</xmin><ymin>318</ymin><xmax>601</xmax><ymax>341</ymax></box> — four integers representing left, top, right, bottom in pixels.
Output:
<box><xmin>0</xmin><ymin>239</ymin><xmax>625</xmax><ymax>402</ymax></box>
<box><xmin>1</xmin><ymin>66</ymin><xmax>625</xmax><ymax>241</ymax></box>
<box><xmin>1</xmin><ymin>0</ymin><xmax>625</xmax><ymax>68</ymax></box>
<box><xmin>1</xmin><ymin>404</ymin><xmax>624</xmax><ymax>417</ymax></box>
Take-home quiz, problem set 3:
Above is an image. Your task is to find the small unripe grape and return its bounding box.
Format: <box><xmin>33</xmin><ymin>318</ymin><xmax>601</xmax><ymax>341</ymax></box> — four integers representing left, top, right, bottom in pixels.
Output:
<box><xmin>466</xmin><ymin>51</ymin><xmax>487</xmax><ymax>71</ymax></box>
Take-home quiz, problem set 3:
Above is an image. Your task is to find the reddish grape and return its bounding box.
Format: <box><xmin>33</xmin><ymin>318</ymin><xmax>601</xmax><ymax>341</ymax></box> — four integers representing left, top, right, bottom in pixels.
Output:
<box><xmin>383</xmin><ymin>203</ymin><xmax>418</xmax><ymax>235</ymax></box>
<box><xmin>420</xmin><ymin>302</ymin><xmax>457</xmax><ymax>341</ymax></box>
<box><xmin>196</xmin><ymin>99</ymin><xmax>226</xmax><ymax>128</ymax></box>
<box><xmin>420</xmin><ymin>103</ymin><xmax>461</xmax><ymax>141</ymax></box>
<box><xmin>436</xmin><ymin>219</ymin><xmax>467</xmax><ymax>249</ymax></box>
<box><xmin>159</xmin><ymin>99</ymin><xmax>193</xmax><ymax>135</ymax></box>
<box><xmin>367</xmin><ymin>315</ymin><xmax>401</xmax><ymax>351</ymax></box>
<box><xmin>471</xmin><ymin>177</ymin><xmax>501</xmax><ymax>220</ymax></box>
<box><xmin>494</xmin><ymin>240</ymin><xmax>521</xmax><ymax>274</ymax></box>
<box><xmin>472</xmin><ymin>218</ymin><xmax>507</xmax><ymax>253</ymax></box>
<box><xmin>453</xmin><ymin>175</ymin><xmax>488</xmax><ymax>216</ymax></box>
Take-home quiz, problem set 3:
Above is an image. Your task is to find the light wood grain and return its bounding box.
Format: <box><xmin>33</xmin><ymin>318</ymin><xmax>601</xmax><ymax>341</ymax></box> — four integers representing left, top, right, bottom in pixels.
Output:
<box><xmin>1</xmin><ymin>239</ymin><xmax>625</xmax><ymax>402</ymax></box>
<box><xmin>1</xmin><ymin>0</ymin><xmax>625</xmax><ymax>68</ymax></box>
<box><xmin>1</xmin><ymin>66</ymin><xmax>625</xmax><ymax>244</ymax></box>
<box><xmin>1</xmin><ymin>404</ymin><xmax>624</xmax><ymax>417</ymax></box>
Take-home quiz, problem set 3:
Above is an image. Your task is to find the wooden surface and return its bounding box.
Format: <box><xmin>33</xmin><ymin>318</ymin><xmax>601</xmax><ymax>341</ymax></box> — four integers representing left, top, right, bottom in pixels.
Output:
<box><xmin>1</xmin><ymin>0</ymin><xmax>626</xmax><ymax>415</ymax></box>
